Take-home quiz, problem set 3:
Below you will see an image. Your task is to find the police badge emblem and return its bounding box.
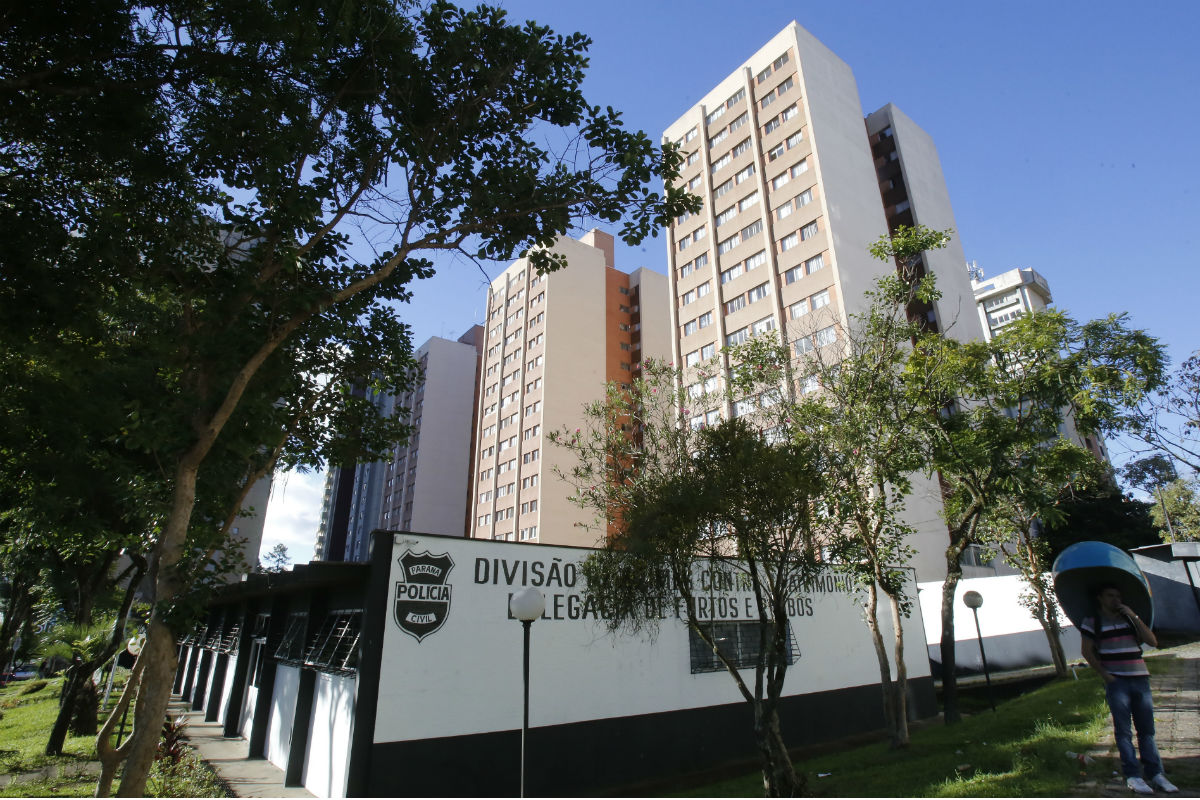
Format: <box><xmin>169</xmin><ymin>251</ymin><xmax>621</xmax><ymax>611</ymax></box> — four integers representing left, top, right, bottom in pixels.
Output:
<box><xmin>394</xmin><ymin>550</ymin><xmax>455</xmax><ymax>642</ymax></box>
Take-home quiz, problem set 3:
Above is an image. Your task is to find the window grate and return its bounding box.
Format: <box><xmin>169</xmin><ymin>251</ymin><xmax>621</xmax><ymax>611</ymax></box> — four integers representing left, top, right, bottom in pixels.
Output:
<box><xmin>304</xmin><ymin>612</ymin><xmax>362</xmax><ymax>675</ymax></box>
<box><xmin>220</xmin><ymin>624</ymin><xmax>241</xmax><ymax>655</ymax></box>
<box><xmin>274</xmin><ymin>613</ymin><xmax>309</xmax><ymax>666</ymax></box>
<box><xmin>688</xmin><ymin>620</ymin><xmax>800</xmax><ymax>674</ymax></box>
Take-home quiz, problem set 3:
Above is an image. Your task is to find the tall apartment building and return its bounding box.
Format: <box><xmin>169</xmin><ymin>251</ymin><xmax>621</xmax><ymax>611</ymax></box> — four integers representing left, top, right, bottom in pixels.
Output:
<box><xmin>663</xmin><ymin>23</ymin><xmax>987</xmax><ymax>581</ymax></box>
<box><xmin>378</xmin><ymin>327</ymin><xmax>484</xmax><ymax>539</ymax></box>
<box><xmin>314</xmin><ymin>328</ymin><xmax>483</xmax><ymax>561</ymax></box>
<box><xmin>972</xmin><ymin>267</ymin><xmax>1109</xmax><ymax>462</ymax></box>
<box><xmin>468</xmin><ymin>230</ymin><xmax>670</xmax><ymax>547</ymax></box>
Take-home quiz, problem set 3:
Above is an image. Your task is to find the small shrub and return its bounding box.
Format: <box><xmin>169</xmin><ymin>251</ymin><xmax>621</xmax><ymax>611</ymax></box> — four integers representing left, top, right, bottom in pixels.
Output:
<box><xmin>157</xmin><ymin>715</ymin><xmax>188</xmax><ymax>765</ymax></box>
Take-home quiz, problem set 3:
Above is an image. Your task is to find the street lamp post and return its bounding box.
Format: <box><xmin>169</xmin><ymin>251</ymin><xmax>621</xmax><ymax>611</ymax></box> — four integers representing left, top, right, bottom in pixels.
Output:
<box><xmin>962</xmin><ymin>590</ymin><xmax>995</xmax><ymax>713</ymax></box>
<box><xmin>509</xmin><ymin>588</ymin><xmax>545</xmax><ymax>798</ymax></box>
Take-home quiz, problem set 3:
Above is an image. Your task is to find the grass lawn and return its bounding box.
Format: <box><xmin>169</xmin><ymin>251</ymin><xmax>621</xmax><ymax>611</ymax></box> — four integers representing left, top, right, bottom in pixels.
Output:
<box><xmin>0</xmin><ymin>675</ymin><xmax>227</xmax><ymax>797</ymax></box>
<box><xmin>674</xmin><ymin>671</ymin><xmax>1112</xmax><ymax>797</ymax></box>
<box><xmin>0</xmin><ymin>678</ymin><xmax>97</xmax><ymax>774</ymax></box>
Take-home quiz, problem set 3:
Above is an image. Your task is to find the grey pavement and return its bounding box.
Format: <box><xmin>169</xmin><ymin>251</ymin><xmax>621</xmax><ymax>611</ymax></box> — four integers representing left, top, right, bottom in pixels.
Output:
<box><xmin>170</xmin><ymin>699</ymin><xmax>313</xmax><ymax>798</ymax></box>
<box><xmin>1072</xmin><ymin>640</ymin><xmax>1200</xmax><ymax>797</ymax></box>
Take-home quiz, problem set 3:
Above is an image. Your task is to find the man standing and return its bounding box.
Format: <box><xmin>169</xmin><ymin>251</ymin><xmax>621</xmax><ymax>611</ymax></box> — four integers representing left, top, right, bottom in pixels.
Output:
<box><xmin>1080</xmin><ymin>584</ymin><xmax>1179</xmax><ymax>795</ymax></box>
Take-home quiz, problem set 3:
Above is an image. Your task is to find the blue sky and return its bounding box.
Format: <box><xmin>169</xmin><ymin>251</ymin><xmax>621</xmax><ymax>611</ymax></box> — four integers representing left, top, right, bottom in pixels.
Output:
<box><xmin>260</xmin><ymin>1</ymin><xmax>1200</xmax><ymax>564</ymax></box>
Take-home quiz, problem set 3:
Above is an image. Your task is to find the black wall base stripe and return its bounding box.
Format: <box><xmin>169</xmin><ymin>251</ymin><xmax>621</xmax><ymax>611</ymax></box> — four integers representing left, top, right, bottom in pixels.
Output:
<box><xmin>366</xmin><ymin>676</ymin><xmax>936</xmax><ymax>797</ymax></box>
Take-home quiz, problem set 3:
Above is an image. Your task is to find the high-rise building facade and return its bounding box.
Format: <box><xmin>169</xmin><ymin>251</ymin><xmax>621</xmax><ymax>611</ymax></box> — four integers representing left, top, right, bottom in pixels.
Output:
<box><xmin>378</xmin><ymin>327</ymin><xmax>484</xmax><ymax>539</ymax></box>
<box><xmin>468</xmin><ymin>230</ymin><xmax>670</xmax><ymax>548</ymax></box>
<box><xmin>663</xmin><ymin>23</ymin><xmax>987</xmax><ymax>580</ymax></box>
<box><xmin>314</xmin><ymin>328</ymin><xmax>483</xmax><ymax>561</ymax></box>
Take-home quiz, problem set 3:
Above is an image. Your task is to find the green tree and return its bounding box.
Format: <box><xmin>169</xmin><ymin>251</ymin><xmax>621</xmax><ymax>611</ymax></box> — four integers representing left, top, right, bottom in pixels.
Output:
<box><xmin>908</xmin><ymin>310</ymin><xmax>1165</xmax><ymax>721</ymax></box>
<box><xmin>1147</xmin><ymin>478</ymin><xmax>1200</xmax><ymax>542</ymax></box>
<box><xmin>1124</xmin><ymin>351</ymin><xmax>1200</xmax><ymax>473</ymax></box>
<box><xmin>2</xmin><ymin>1</ymin><xmax>696</xmax><ymax>794</ymax></box>
<box><xmin>552</xmin><ymin>360</ymin><xmax>833</xmax><ymax>797</ymax></box>
<box><xmin>258</xmin><ymin>543</ymin><xmax>292</xmax><ymax>573</ymax></box>
<box><xmin>1039</xmin><ymin>479</ymin><xmax>1161</xmax><ymax>560</ymax></box>
<box><xmin>796</xmin><ymin>226</ymin><xmax>951</xmax><ymax>748</ymax></box>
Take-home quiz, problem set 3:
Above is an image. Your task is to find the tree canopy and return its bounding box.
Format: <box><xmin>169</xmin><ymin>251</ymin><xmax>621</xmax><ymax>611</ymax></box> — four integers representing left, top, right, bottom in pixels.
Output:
<box><xmin>2</xmin><ymin>1</ymin><xmax>696</xmax><ymax>793</ymax></box>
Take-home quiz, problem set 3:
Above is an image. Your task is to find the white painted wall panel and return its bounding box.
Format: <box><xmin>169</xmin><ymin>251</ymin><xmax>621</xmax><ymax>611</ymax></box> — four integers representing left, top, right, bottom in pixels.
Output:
<box><xmin>374</xmin><ymin>533</ymin><xmax>931</xmax><ymax>745</ymax></box>
<box><xmin>266</xmin><ymin>665</ymin><xmax>300</xmax><ymax>770</ymax></box>
<box><xmin>302</xmin><ymin>673</ymin><xmax>356</xmax><ymax>798</ymax></box>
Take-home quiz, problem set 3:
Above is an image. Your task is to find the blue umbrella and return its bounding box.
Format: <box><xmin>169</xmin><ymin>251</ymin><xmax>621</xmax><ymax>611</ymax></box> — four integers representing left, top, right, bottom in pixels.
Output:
<box><xmin>1052</xmin><ymin>541</ymin><xmax>1154</xmax><ymax>629</ymax></box>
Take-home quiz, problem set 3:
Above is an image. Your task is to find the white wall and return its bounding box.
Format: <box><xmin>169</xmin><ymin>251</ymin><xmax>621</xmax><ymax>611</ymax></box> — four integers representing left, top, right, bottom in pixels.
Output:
<box><xmin>374</xmin><ymin>533</ymin><xmax>931</xmax><ymax>745</ymax></box>
<box><xmin>217</xmin><ymin>656</ymin><xmax>236</xmax><ymax>726</ymax></box>
<box><xmin>302</xmin><ymin>673</ymin><xmax>357</xmax><ymax>798</ymax></box>
<box><xmin>240</xmin><ymin>681</ymin><xmax>258</xmax><ymax>738</ymax></box>
<box><xmin>918</xmin><ymin>573</ymin><xmax>1082</xmax><ymax>671</ymax></box>
<box><xmin>266</xmin><ymin>664</ymin><xmax>301</xmax><ymax>770</ymax></box>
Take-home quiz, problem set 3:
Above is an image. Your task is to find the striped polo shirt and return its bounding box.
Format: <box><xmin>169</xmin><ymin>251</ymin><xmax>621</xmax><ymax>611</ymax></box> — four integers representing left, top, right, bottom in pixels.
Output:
<box><xmin>1080</xmin><ymin>615</ymin><xmax>1149</xmax><ymax>677</ymax></box>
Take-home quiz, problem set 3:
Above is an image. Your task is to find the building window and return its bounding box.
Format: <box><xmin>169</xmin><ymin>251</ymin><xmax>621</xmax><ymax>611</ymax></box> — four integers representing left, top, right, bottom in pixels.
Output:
<box><xmin>800</xmin><ymin>221</ymin><xmax>818</xmax><ymax>241</ymax></box>
<box><xmin>698</xmin><ymin>311</ymin><xmax>713</xmax><ymax>329</ymax></box>
<box><xmin>734</xmin><ymin>164</ymin><xmax>755</xmax><ymax>184</ymax></box>
<box><xmin>775</xmin><ymin>202</ymin><xmax>794</xmax><ymax>221</ymax></box>
<box><xmin>814</xmin><ymin>325</ymin><xmax>837</xmax><ymax>347</ymax></box>
<box><xmin>720</xmin><ymin>263</ymin><xmax>744</xmax><ymax>284</ymax></box>
<box><xmin>701</xmin><ymin>342</ymin><xmax>716</xmax><ymax>360</ymax></box>
<box><xmin>686</xmin><ymin>618</ymin><xmax>796</xmax><ymax>676</ymax></box>
<box><xmin>738</xmin><ymin>191</ymin><xmax>759</xmax><ymax>212</ymax></box>
<box><xmin>523</xmin><ymin>449</ymin><xmax>540</xmax><ymax>464</ymax></box>
<box><xmin>710</xmin><ymin>152</ymin><xmax>731</xmax><ymax>173</ymax></box>
<box><xmin>304</xmin><ymin>612</ymin><xmax>362</xmax><ymax>675</ymax></box>
<box><xmin>790</xmin><ymin>159</ymin><xmax>809</xmax><ymax>178</ymax></box>
<box><xmin>726</xmin><ymin>87</ymin><xmax>745</xmax><ymax>108</ymax></box>
<box><xmin>519</xmin><ymin>526</ymin><xmax>538</xmax><ymax>541</ymax></box>
<box><xmin>715</xmin><ymin>178</ymin><xmax>734</xmax><ymax>198</ymax></box>
<box><xmin>779</xmin><ymin>232</ymin><xmax>798</xmax><ymax>252</ymax></box>
<box><xmin>747</xmin><ymin>282</ymin><xmax>769</xmax><ymax>304</ymax></box>
<box><xmin>781</xmin><ymin>103</ymin><xmax>798</xmax><ymax>122</ymax></box>
<box><xmin>767</xmin><ymin>143</ymin><xmax>785</xmax><ymax>162</ymax></box>
<box><xmin>805</xmin><ymin>253</ymin><xmax>825</xmax><ymax>274</ymax></box>
<box><xmin>684</xmin><ymin>126</ymin><xmax>698</xmax><ymax>143</ymax></box>
<box><xmin>752</xmin><ymin>315</ymin><xmax>775</xmax><ymax>335</ymax></box>
<box><xmin>522</xmin><ymin>474</ymin><xmax>539</xmax><ymax>489</ymax></box>
<box><xmin>697</xmin><ymin>280</ymin><xmax>711</xmax><ymax>297</ymax></box>
<box><xmin>726</xmin><ymin>326</ymin><xmax>750</xmax><ymax>347</ymax></box>
<box><xmin>709</xmin><ymin>128</ymin><xmax>729</xmax><ymax>150</ymax></box>
<box><xmin>790</xmin><ymin>300</ymin><xmax>809</xmax><ymax>319</ymax></box>
<box><xmin>726</xmin><ymin>295</ymin><xmax>747</xmax><ymax>315</ymax></box>
<box><xmin>731</xmin><ymin>138</ymin><xmax>751</xmax><ymax>159</ymax></box>
<box><xmin>786</xmin><ymin>130</ymin><xmax>804</xmax><ymax>149</ymax></box>
<box><xmin>740</xmin><ymin>219</ymin><xmax>763</xmax><ymax>243</ymax></box>
<box><xmin>717</xmin><ymin>235</ymin><xmax>738</xmax><ymax>256</ymax></box>
<box><xmin>771</xmin><ymin>171</ymin><xmax>790</xmax><ymax>191</ymax></box>
<box><xmin>705</xmin><ymin>105</ymin><xmax>726</xmax><ymax>126</ymax></box>
<box><xmin>521</xmin><ymin>500</ymin><xmax>538</xmax><ymax>514</ymax></box>
<box><xmin>685</xmin><ymin>349</ymin><xmax>701</xmax><ymax>367</ymax></box>
<box><xmin>745</xmin><ymin>250</ymin><xmax>767</xmax><ymax>271</ymax></box>
<box><xmin>683</xmin><ymin>319</ymin><xmax>698</xmax><ymax>336</ymax></box>
<box><xmin>716</xmin><ymin>206</ymin><xmax>737</xmax><ymax>227</ymax></box>
<box><xmin>729</xmin><ymin>112</ymin><xmax>748</xmax><ymax>132</ymax></box>
<box><xmin>811</xmin><ymin>289</ymin><xmax>830</xmax><ymax>309</ymax></box>
<box><xmin>687</xmin><ymin>150</ymin><xmax>700</xmax><ymax>166</ymax></box>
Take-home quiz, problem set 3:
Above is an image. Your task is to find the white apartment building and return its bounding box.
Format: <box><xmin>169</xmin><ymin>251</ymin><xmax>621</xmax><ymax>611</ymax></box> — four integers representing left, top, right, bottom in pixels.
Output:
<box><xmin>378</xmin><ymin>327</ymin><xmax>483</xmax><ymax>538</ymax></box>
<box><xmin>468</xmin><ymin>230</ymin><xmax>670</xmax><ymax>547</ymax></box>
<box><xmin>663</xmin><ymin>22</ymin><xmax>988</xmax><ymax>581</ymax></box>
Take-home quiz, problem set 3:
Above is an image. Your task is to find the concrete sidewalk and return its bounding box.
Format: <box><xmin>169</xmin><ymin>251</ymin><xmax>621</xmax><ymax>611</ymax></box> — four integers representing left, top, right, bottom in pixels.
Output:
<box><xmin>170</xmin><ymin>700</ymin><xmax>313</xmax><ymax>798</ymax></box>
<box><xmin>1072</xmin><ymin>640</ymin><xmax>1200</xmax><ymax>797</ymax></box>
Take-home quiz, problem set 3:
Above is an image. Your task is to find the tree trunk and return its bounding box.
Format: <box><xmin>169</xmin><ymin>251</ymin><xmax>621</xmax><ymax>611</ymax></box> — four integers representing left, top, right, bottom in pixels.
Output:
<box><xmin>887</xmin><ymin>588</ymin><xmax>910</xmax><ymax>747</ymax></box>
<box><xmin>46</xmin><ymin>665</ymin><xmax>86</xmax><ymax>755</ymax></box>
<box><xmin>115</xmin><ymin>453</ymin><xmax>199</xmax><ymax>797</ymax></box>
<box><xmin>754</xmin><ymin>701</ymin><xmax>802</xmax><ymax>797</ymax></box>
<box><xmin>71</xmin><ymin>677</ymin><xmax>100</xmax><ymax>736</ymax></box>
<box><xmin>114</xmin><ymin>615</ymin><xmax>178</xmax><ymax>797</ymax></box>
<box><xmin>939</xmin><ymin>547</ymin><xmax>963</xmax><ymax>724</ymax></box>
<box><xmin>96</xmin><ymin>652</ymin><xmax>145</xmax><ymax>797</ymax></box>
<box><xmin>863</xmin><ymin>582</ymin><xmax>902</xmax><ymax>747</ymax></box>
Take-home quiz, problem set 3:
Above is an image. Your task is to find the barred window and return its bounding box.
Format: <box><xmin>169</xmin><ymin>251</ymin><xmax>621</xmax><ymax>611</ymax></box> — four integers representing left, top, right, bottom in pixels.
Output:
<box><xmin>688</xmin><ymin>620</ymin><xmax>799</xmax><ymax>674</ymax></box>
<box><xmin>274</xmin><ymin>613</ymin><xmax>309</xmax><ymax>666</ymax></box>
<box><xmin>304</xmin><ymin>612</ymin><xmax>362</xmax><ymax>675</ymax></box>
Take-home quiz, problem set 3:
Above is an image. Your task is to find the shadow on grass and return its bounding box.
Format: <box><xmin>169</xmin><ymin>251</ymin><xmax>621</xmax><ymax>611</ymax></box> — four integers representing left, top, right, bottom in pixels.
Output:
<box><xmin>671</xmin><ymin>676</ymin><xmax>1110</xmax><ymax>797</ymax></box>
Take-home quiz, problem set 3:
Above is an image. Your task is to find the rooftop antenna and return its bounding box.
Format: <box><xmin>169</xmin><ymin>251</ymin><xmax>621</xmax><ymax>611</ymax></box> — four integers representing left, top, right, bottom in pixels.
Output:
<box><xmin>966</xmin><ymin>260</ymin><xmax>984</xmax><ymax>281</ymax></box>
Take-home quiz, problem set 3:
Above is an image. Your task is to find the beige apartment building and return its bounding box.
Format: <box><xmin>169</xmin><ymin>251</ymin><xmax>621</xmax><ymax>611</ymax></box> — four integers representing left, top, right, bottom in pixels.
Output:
<box><xmin>468</xmin><ymin>230</ymin><xmax>670</xmax><ymax>547</ymax></box>
<box><xmin>663</xmin><ymin>22</ymin><xmax>988</xmax><ymax>581</ymax></box>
